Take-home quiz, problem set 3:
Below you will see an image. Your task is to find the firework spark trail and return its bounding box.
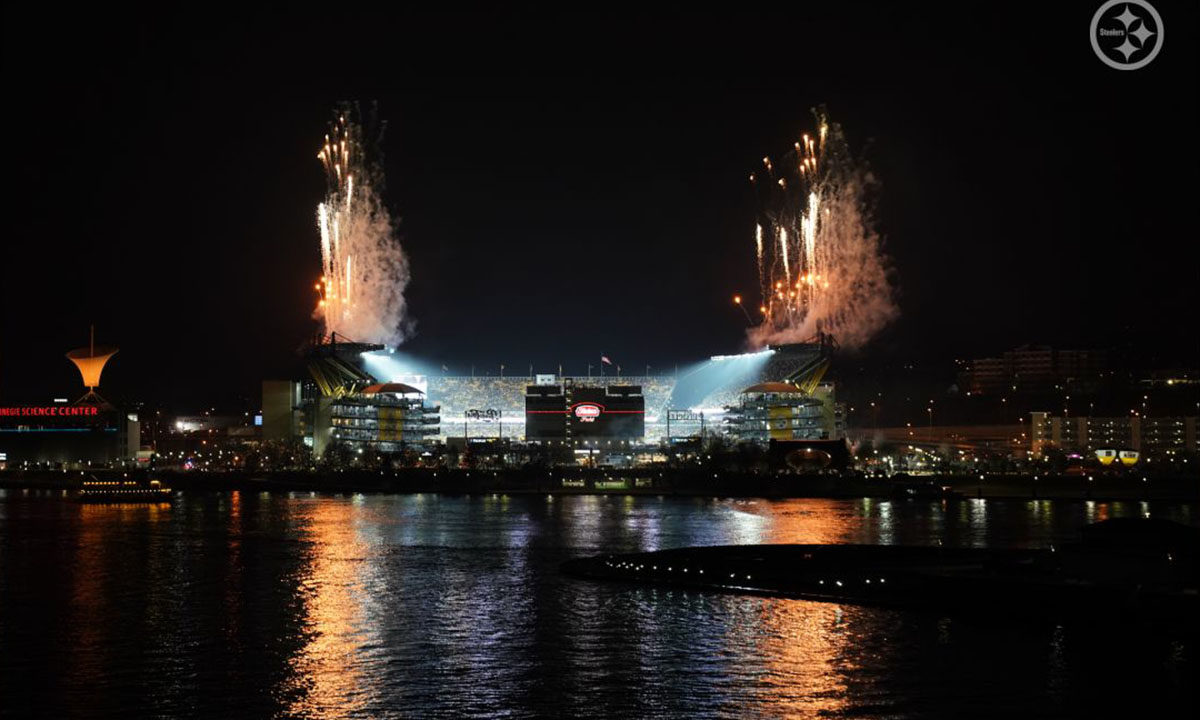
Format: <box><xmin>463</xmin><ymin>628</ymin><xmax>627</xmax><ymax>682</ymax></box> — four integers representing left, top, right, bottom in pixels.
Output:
<box><xmin>747</xmin><ymin>109</ymin><xmax>896</xmax><ymax>350</ymax></box>
<box><xmin>313</xmin><ymin>103</ymin><xmax>412</xmax><ymax>346</ymax></box>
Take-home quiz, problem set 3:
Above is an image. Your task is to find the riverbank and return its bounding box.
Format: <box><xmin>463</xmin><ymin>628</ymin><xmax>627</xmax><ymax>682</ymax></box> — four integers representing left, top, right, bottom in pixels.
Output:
<box><xmin>1</xmin><ymin>467</ymin><xmax>1196</xmax><ymax>501</ymax></box>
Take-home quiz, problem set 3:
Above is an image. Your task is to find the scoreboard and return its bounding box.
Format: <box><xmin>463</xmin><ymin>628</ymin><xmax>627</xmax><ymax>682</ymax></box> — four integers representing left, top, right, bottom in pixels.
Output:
<box><xmin>525</xmin><ymin>384</ymin><xmax>644</xmax><ymax>441</ymax></box>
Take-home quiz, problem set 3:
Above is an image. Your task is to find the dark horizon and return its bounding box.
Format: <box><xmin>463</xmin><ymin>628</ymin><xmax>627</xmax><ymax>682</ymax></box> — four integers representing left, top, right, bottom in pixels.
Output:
<box><xmin>3</xmin><ymin>6</ymin><xmax>1197</xmax><ymax>409</ymax></box>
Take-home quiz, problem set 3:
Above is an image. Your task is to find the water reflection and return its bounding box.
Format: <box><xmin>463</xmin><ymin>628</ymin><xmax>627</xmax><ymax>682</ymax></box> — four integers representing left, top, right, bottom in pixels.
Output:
<box><xmin>284</xmin><ymin>499</ymin><xmax>372</xmax><ymax>717</ymax></box>
<box><xmin>66</xmin><ymin>502</ymin><xmax>172</xmax><ymax>715</ymax></box>
<box><xmin>736</xmin><ymin>600</ymin><xmax>862</xmax><ymax>716</ymax></box>
<box><xmin>0</xmin><ymin>494</ymin><xmax>1195</xmax><ymax>718</ymax></box>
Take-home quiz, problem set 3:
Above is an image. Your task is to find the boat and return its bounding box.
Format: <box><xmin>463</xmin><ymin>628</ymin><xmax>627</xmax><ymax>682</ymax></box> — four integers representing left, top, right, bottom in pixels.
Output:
<box><xmin>77</xmin><ymin>474</ymin><xmax>173</xmax><ymax>503</ymax></box>
<box><xmin>889</xmin><ymin>479</ymin><xmax>962</xmax><ymax>500</ymax></box>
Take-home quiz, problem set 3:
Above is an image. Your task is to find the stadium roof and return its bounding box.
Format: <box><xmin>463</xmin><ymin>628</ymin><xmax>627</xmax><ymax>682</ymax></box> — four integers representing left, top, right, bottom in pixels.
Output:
<box><xmin>742</xmin><ymin>382</ymin><xmax>802</xmax><ymax>394</ymax></box>
<box><xmin>362</xmin><ymin>382</ymin><xmax>424</xmax><ymax>395</ymax></box>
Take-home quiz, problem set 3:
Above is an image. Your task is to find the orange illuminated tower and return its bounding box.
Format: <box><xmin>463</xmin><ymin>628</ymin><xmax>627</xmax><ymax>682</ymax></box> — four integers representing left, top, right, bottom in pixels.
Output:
<box><xmin>66</xmin><ymin>326</ymin><xmax>117</xmax><ymax>405</ymax></box>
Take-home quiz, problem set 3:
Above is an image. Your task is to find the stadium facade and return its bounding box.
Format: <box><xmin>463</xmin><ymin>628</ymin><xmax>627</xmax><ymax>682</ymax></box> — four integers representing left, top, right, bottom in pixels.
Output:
<box><xmin>725</xmin><ymin>382</ymin><xmax>841</xmax><ymax>443</ymax></box>
<box><xmin>263</xmin><ymin>335</ymin><xmax>845</xmax><ymax>457</ymax></box>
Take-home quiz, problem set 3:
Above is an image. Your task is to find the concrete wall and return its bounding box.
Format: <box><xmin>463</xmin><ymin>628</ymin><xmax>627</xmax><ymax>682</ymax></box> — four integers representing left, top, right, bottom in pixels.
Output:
<box><xmin>262</xmin><ymin>381</ymin><xmax>299</xmax><ymax>443</ymax></box>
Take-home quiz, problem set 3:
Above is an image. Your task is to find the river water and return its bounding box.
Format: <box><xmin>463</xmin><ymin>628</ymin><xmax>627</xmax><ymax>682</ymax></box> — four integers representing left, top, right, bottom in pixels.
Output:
<box><xmin>0</xmin><ymin>491</ymin><xmax>1195</xmax><ymax>718</ymax></box>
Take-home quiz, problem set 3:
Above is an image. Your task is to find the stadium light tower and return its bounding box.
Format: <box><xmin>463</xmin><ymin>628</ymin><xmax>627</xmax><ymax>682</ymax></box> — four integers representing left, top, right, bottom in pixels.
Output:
<box><xmin>66</xmin><ymin>325</ymin><xmax>117</xmax><ymax>405</ymax></box>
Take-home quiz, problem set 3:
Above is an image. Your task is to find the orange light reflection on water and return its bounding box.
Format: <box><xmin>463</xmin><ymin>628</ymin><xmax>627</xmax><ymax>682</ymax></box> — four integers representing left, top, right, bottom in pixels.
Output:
<box><xmin>714</xmin><ymin>500</ymin><xmax>885</xmax><ymax>716</ymax></box>
<box><xmin>284</xmin><ymin>499</ymin><xmax>373</xmax><ymax>718</ymax></box>
<box><xmin>223</xmin><ymin>491</ymin><xmax>244</xmax><ymax>642</ymax></box>
<box><xmin>730</xmin><ymin>498</ymin><xmax>872</xmax><ymax>545</ymax></box>
<box><xmin>739</xmin><ymin>598</ymin><xmax>869</xmax><ymax>717</ymax></box>
<box><xmin>66</xmin><ymin>502</ymin><xmax>170</xmax><ymax>694</ymax></box>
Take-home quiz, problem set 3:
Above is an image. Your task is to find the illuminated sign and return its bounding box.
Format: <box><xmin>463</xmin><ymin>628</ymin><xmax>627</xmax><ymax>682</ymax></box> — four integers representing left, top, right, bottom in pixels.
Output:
<box><xmin>465</xmin><ymin>408</ymin><xmax>502</xmax><ymax>421</ymax></box>
<box><xmin>0</xmin><ymin>406</ymin><xmax>99</xmax><ymax>418</ymax></box>
<box><xmin>667</xmin><ymin>410</ymin><xmax>701</xmax><ymax>422</ymax></box>
<box><xmin>573</xmin><ymin>403</ymin><xmax>602</xmax><ymax>422</ymax></box>
<box><xmin>535</xmin><ymin>374</ymin><xmax>557</xmax><ymax>386</ymax></box>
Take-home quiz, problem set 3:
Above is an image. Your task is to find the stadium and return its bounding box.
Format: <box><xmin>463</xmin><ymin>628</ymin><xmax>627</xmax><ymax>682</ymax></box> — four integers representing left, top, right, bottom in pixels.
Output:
<box><xmin>263</xmin><ymin>333</ymin><xmax>844</xmax><ymax>456</ymax></box>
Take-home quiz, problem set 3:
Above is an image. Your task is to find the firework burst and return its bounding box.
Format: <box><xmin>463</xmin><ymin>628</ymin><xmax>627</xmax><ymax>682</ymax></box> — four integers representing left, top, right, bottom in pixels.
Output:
<box><xmin>314</xmin><ymin>103</ymin><xmax>411</xmax><ymax>346</ymax></box>
<box><xmin>746</xmin><ymin>109</ymin><xmax>896</xmax><ymax>350</ymax></box>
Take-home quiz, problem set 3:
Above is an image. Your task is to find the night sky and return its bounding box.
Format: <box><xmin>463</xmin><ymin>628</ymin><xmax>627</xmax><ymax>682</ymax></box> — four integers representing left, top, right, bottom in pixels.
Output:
<box><xmin>2</xmin><ymin>5</ymin><xmax>1197</xmax><ymax>409</ymax></box>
